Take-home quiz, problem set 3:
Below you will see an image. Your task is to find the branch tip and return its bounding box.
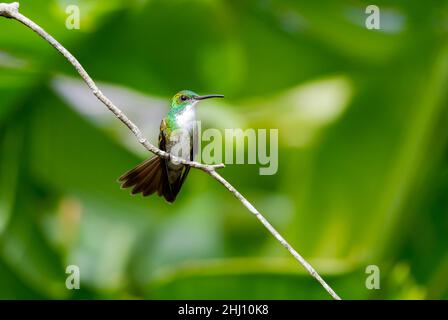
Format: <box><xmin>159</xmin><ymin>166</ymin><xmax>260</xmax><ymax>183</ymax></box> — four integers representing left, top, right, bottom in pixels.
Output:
<box><xmin>0</xmin><ymin>2</ymin><xmax>19</xmax><ymax>18</ymax></box>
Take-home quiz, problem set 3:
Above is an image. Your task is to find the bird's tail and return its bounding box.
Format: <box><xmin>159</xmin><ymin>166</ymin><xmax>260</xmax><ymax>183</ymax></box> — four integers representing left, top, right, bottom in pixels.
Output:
<box><xmin>118</xmin><ymin>157</ymin><xmax>176</xmax><ymax>203</ymax></box>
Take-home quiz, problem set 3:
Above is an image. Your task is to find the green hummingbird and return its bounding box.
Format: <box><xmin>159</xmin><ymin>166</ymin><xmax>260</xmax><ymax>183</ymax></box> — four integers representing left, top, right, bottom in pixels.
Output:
<box><xmin>118</xmin><ymin>90</ymin><xmax>224</xmax><ymax>203</ymax></box>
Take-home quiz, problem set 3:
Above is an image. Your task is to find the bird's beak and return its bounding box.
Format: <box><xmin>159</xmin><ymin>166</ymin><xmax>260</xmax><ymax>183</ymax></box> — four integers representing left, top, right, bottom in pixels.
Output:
<box><xmin>194</xmin><ymin>94</ymin><xmax>225</xmax><ymax>100</ymax></box>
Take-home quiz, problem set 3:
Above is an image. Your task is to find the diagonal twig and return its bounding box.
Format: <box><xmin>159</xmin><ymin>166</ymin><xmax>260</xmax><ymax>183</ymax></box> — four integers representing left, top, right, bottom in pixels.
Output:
<box><xmin>0</xmin><ymin>2</ymin><xmax>341</xmax><ymax>300</ymax></box>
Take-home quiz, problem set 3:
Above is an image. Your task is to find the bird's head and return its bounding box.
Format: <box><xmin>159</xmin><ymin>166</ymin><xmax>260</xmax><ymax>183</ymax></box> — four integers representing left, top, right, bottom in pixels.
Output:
<box><xmin>171</xmin><ymin>90</ymin><xmax>224</xmax><ymax>111</ymax></box>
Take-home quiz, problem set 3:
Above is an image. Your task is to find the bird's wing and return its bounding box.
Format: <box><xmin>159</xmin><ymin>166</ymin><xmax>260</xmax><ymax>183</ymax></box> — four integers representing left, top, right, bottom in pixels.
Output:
<box><xmin>159</xmin><ymin>118</ymin><xmax>191</xmax><ymax>196</ymax></box>
<box><xmin>158</xmin><ymin>118</ymin><xmax>176</xmax><ymax>198</ymax></box>
<box><xmin>158</xmin><ymin>118</ymin><xmax>168</xmax><ymax>151</ymax></box>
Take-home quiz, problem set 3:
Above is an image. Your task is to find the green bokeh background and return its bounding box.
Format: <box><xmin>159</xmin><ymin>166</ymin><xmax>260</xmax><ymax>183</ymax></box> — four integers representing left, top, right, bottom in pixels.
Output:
<box><xmin>0</xmin><ymin>0</ymin><xmax>447</xmax><ymax>299</ymax></box>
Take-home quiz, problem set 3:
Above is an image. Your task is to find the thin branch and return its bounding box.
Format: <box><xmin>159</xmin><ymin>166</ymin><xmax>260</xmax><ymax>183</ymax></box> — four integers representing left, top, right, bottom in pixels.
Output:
<box><xmin>0</xmin><ymin>2</ymin><xmax>341</xmax><ymax>300</ymax></box>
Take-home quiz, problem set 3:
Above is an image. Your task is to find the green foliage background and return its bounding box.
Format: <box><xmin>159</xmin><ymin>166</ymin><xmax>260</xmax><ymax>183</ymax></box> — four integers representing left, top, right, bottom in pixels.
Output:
<box><xmin>0</xmin><ymin>0</ymin><xmax>448</xmax><ymax>299</ymax></box>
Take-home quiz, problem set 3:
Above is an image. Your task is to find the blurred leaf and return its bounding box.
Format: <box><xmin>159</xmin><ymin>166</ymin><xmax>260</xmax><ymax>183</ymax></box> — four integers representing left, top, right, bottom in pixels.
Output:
<box><xmin>0</xmin><ymin>120</ymin><xmax>22</xmax><ymax>233</ymax></box>
<box><xmin>0</xmin><ymin>258</ymin><xmax>44</xmax><ymax>299</ymax></box>
<box><xmin>0</xmin><ymin>109</ymin><xmax>67</xmax><ymax>298</ymax></box>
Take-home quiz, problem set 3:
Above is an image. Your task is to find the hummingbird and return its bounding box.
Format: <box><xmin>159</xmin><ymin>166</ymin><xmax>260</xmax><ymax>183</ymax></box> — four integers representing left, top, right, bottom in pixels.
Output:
<box><xmin>118</xmin><ymin>90</ymin><xmax>224</xmax><ymax>203</ymax></box>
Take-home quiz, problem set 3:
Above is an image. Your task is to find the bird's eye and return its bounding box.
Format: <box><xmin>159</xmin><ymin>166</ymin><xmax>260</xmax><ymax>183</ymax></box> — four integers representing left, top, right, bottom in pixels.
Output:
<box><xmin>180</xmin><ymin>95</ymin><xmax>188</xmax><ymax>101</ymax></box>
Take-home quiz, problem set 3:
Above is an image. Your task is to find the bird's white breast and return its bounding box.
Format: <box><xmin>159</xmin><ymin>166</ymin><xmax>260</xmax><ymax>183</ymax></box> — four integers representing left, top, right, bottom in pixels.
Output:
<box><xmin>175</xmin><ymin>104</ymin><xmax>196</xmax><ymax>131</ymax></box>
